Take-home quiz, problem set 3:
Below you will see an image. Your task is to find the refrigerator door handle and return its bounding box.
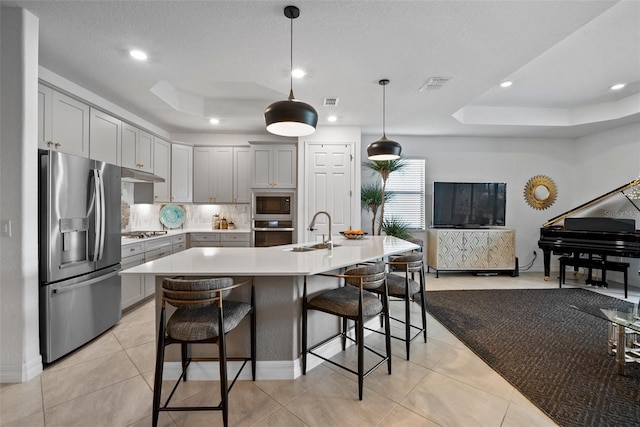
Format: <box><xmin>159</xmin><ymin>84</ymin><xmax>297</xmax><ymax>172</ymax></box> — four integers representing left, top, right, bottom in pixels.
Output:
<box><xmin>51</xmin><ymin>269</ymin><xmax>120</xmax><ymax>294</ymax></box>
<box><xmin>97</xmin><ymin>170</ymin><xmax>106</xmax><ymax>260</ymax></box>
<box><xmin>91</xmin><ymin>169</ymin><xmax>102</xmax><ymax>262</ymax></box>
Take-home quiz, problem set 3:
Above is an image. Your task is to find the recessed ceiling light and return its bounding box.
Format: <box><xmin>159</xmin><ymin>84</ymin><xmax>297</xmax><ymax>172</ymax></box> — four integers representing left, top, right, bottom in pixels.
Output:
<box><xmin>129</xmin><ymin>49</ymin><xmax>148</xmax><ymax>61</ymax></box>
<box><xmin>500</xmin><ymin>81</ymin><xmax>513</xmax><ymax>88</ymax></box>
<box><xmin>327</xmin><ymin>115</ymin><xmax>337</xmax><ymax>122</ymax></box>
<box><xmin>209</xmin><ymin>118</ymin><xmax>220</xmax><ymax>125</ymax></box>
<box><xmin>610</xmin><ymin>83</ymin><xmax>626</xmax><ymax>91</ymax></box>
<box><xmin>291</xmin><ymin>68</ymin><xmax>306</xmax><ymax>78</ymax></box>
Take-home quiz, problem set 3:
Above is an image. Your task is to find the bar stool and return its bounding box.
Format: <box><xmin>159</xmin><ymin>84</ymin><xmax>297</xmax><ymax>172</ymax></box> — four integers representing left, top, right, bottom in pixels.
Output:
<box><xmin>152</xmin><ymin>277</ymin><xmax>256</xmax><ymax>427</ymax></box>
<box><xmin>301</xmin><ymin>261</ymin><xmax>391</xmax><ymax>400</ymax></box>
<box><xmin>368</xmin><ymin>253</ymin><xmax>427</xmax><ymax>360</ymax></box>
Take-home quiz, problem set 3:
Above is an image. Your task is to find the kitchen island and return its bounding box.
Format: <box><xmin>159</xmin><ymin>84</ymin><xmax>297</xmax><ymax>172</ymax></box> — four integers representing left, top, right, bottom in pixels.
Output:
<box><xmin>120</xmin><ymin>236</ymin><xmax>419</xmax><ymax>380</ymax></box>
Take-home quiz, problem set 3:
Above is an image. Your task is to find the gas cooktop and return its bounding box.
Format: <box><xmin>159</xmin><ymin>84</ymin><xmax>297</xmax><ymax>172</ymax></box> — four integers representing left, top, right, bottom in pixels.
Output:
<box><xmin>121</xmin><ymin>230</ymin><xmax>168</xmax><ymax>239</ymax></box>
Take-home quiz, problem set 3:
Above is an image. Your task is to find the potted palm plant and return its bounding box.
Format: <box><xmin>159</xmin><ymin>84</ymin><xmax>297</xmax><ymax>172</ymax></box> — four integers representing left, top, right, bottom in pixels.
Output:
<box><xmin>360</xmin><ymin>182</ymin><xmax>390</xmax><ymax>235</ymax></box>
<box><xmin>362</xmin><ymin>158</ymin><xmax>407</xmax><ymax>235</ymax></box>
<box><xmin>382</xmin><ymin>217</ymin><xmax>411</xmax><ymax>240</ymax></box>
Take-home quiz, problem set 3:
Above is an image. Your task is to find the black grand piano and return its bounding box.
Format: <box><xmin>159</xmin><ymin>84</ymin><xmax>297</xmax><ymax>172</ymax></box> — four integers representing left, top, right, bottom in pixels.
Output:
<box><xmin>538</xmin><ymin>179</ymin><xmax>640</xmax><ymax>284</ymax></box>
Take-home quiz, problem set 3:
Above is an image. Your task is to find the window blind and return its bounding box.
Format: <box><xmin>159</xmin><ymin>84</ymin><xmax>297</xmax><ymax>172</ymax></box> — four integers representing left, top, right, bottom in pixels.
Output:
<box><xmin>383</xmin><ymin>158</ymin><xmax>425</xmax><ymax>230</ymax></box>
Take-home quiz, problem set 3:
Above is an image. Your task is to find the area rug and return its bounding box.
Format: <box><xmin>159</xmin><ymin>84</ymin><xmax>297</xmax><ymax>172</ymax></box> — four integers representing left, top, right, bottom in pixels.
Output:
<box><xmin>425</xmin><ymin>288</ymin><xmax>640</xmax><ymax>427</ymax></box>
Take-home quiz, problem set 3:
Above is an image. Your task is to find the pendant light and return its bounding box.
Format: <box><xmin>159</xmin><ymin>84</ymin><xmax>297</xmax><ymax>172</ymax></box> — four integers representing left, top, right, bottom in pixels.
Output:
<box><xmin>367</xmin><ymin>79</ymin><xmax>402</xmax><ymax>160</ymax></box>
<box><xmin>264</xmin><ymin>5</ymin><xmax>318</xmax><ymax>137</ymax></box>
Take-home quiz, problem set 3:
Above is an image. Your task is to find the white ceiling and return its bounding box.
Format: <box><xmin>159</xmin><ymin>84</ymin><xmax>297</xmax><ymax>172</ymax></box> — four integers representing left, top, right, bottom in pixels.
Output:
<box><xmin>3</xmin><ymin>0</ymin><xmax>639</xmax><ymax>139</ymax></box>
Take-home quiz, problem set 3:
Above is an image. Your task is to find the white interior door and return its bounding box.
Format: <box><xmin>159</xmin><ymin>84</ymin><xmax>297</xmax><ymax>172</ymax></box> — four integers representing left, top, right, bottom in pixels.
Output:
<box><xmin>305</xmin><ymin>143</ymin><xmax>353</xmax><ymax>241</ymax></box>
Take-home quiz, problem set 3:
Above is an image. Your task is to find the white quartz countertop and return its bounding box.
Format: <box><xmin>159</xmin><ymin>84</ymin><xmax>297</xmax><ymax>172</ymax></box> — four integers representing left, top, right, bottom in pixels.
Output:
<box><xmin>120</xmin><ymin>236</ymin><xmax>419</xmax><ymax>276</ymax></box>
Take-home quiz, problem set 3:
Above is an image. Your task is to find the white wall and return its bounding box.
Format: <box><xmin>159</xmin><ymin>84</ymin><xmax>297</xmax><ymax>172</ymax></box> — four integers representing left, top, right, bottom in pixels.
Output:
<box><xmin>361</xmin><ymin>129</ymin><xmax>640</xmax><ymax>279</ymax></box>
<box><xmin>0</xmin><ymin>7</ymin><xmax>42</xmax><ymax>382</ymax></box>
<box><xmin>572</xmin><ymin>122</ymin><xmax>640</xmax><ymax>200</ymax></box>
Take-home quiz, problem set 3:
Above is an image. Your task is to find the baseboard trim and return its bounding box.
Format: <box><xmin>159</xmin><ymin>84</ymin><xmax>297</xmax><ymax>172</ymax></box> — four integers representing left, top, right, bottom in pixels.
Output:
<box><xmin>0</xmin><ymin>354</ymin><xmax>43</xmax><ymax>383</ymax></box>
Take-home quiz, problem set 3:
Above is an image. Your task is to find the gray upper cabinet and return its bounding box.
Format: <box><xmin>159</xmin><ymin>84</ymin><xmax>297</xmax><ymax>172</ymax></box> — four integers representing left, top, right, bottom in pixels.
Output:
<box><xmin>233</xmin><ymin>147</ymin><xmax>251</xmax><ymax>203</ymax></box>
<box><xmin>38</xmin><ymin>83</ymin><xmax>90</xmax><ymax>158</ymax></box>
<box><xmin>250</xmin><ymin>144</ymin><xmax>296</xmax><ymax>188</ymax></box>
<box><xmin>193</xmin><ymin>146</ymin><xmax>233</xmax><ymax>203</ymax></box>
<box><xmin>89</xmin><ymin>108</ymin><xmax>121</xmax><ymax>165</ymax></box>
<box><xmin>137</xmin><ymin>130</ymin><xmax>154</xmax><ymax>173</ymax></box>
<box><xmin>193</xmin><ymin>146</ymin><xmax>250</xmax><ymax>204</ymax></box>
<box><xmin>153</xmin><ymin>137</ymin><xmax>171</xmax><ymax>203</ymax></box>
<box><xmin>121</xmin><ymin>123</ymin><xmax>154</xmax><ymax>173</ymax></box>
<box><xmin>171</xmin><ymin>143</ymin><xmax>193</xmax><ymax>203</ymax></box>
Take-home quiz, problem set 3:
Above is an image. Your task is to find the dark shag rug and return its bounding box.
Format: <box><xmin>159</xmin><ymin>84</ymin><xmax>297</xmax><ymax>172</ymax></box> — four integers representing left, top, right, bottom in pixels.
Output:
<box><xmin>425</xmin><ymin>288</ymin><xmax>640</xmax><ymax>427</ymax></box>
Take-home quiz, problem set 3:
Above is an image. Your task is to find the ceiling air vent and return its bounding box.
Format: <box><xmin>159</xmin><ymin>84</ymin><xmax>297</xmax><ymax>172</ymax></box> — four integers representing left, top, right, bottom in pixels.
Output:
<box><xmin>323</xmin><ymin>97</ymin><xmax>339</xmax><ymax>106</ymax></box>
<box><xmin>418</xmin><ymin>77</ymin><xmax>451</xmax><ymax>91</ymax></box>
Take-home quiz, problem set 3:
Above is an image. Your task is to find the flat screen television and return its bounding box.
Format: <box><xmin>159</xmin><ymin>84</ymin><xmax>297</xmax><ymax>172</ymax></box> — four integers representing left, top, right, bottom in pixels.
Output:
<box><xmin>433</xmin><ymin>182</ymin><xmax>506</xmax><ymax>227</ymax></box>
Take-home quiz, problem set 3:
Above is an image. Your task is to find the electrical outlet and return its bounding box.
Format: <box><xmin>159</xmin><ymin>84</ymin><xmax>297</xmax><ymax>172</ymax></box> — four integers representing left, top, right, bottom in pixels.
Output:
<box><xmin>1</xmin><ymin>219</ymin><xmax>12</xmax><ymax>237</ymax></box>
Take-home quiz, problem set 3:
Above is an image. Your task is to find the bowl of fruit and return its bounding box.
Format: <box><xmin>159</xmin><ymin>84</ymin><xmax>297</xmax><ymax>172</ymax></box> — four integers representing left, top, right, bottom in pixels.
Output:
<box><xmin>340</xmin><ymin>229</ymin><xmax>367</xmax><ymax>240</ymax></box>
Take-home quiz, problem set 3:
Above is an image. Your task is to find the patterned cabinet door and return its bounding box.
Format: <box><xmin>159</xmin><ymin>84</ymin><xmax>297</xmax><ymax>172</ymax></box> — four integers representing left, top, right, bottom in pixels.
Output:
<box><xmin>463</xmin><ymin>230</ymin><xmax>489</xmax><ymax>269</ymax></box>
<box><xmin>436</xmin><ymin>229</ymin><xmax>466</xmax><ymax>269</ymax></box>
<box><xmin>487</xmin><ymin>230</ymin><xmax>515</xmax><ymax>268</ymax></box>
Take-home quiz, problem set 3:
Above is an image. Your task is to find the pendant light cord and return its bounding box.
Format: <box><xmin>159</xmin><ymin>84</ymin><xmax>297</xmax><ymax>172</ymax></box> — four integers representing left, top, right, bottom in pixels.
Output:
<box><xmin>382</xmin><ymin>83</ymin><xmax>386</xmax><ymax>138</ymax></box>
<box><xmin>379</xmin><ymin>80</ymin><xmax>390</xmax><ymax>139</ymax></box>
<box><xmin>288</xmin><ymin>13</ymin><xmax>294</xmax><ymax>100</ymax></box>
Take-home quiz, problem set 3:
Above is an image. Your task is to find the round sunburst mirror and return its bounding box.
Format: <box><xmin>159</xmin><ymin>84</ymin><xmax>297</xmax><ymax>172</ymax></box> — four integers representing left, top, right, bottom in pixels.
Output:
<box><xmin>524</xmin><ymin>175</ymin><xmax>557</xmax><ymax>210</ymax></box>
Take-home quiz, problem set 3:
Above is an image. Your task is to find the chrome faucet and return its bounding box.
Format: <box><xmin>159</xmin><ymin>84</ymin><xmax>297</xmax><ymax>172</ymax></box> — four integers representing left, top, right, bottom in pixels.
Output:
<box><xmin>308</xmin><ymin>211</ymin><xmax>332</xmax><ymax>249</ymax></box>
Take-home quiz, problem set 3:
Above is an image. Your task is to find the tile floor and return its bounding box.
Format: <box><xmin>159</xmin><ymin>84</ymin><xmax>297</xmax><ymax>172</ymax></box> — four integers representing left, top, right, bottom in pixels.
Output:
<box><xmin>1</xmin><ymin>271</ymin><xmax>638</xmax><ymax>427</ymax></box>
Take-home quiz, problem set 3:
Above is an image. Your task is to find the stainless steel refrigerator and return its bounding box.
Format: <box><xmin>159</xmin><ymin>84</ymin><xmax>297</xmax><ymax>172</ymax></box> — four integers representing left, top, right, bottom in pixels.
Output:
<box><xmin>39</xmin><ymin>150</ymin><xmax>122</xmax><ymax>363</ymax></box>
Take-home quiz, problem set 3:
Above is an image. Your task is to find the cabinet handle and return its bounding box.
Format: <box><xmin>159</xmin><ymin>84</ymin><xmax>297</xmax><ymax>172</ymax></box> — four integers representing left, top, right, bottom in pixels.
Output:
<box><xmin>54</xmin><ymin>142</ymin><xmax>61</xmax><ymax>148</ymax></box>
<box><xmin>130</xmin><ymin>248</ymin><xmax>135</xmax><ymax>252</ymax></box>
<box><xmin>155</xmin><ymin>195</ymin><xmax>158</xmax><ymax>199</ymax></box>
<box><xmin>47</xmin><ymin>141</ymin><xmax>54</xmax><ymax>147</ymax></box>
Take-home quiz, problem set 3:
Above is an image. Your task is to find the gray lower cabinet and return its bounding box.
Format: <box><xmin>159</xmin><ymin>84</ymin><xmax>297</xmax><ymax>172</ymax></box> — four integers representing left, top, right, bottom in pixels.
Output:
<box><xmin>190</xmin><ymin>232</ymin><xmax>250</xmax><ymax>247</ymax></box>
<box><xmin>172</xmin><ymin>234</ymin><xmax>187</xmax><ymax>253</ymax></box>
<box><xmin>121</xmin><ymin>242</ymin><xmax>145</xmax><ymax>310</ymax></box>
<box><xmin>121</xmin><ymin>235</ymin><xmax>178</xmax><ymax>310</ymax></box>
<box><xmin>143</xmin><ymin>237</ymin><xmax>174</xmax><ymax>297</ymax></box>
<box><xmin>190</xmin><ymin>232</ymin><xmax>221</xmax><ymax>247</ymax></box>
<box><xmin>221</xmin><ymin>233</ymin><xmax>250</xmax><ymax>247</ymax></box>
<box><xmin>121</xmin><ymin>232</ymin><xmax>246</xmax><ymax>310</ymax></box>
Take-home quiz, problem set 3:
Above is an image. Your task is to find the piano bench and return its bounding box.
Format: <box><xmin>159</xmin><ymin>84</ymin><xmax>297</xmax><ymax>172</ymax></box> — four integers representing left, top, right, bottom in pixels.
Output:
<box><xmin>558</xmin><ymin>256</ymin><xmax>629</xmax><ymax>298</ymax></box>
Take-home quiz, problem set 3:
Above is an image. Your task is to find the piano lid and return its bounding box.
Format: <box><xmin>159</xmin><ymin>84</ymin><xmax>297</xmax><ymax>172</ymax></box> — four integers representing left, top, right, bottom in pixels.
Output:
<box><xmin>543</xmin><ymin>178</ymin><xmax>640</xmax><ymax>228</ymax></box>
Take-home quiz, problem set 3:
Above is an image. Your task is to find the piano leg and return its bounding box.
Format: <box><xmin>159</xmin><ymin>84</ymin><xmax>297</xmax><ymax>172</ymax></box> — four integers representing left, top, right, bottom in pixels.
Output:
<box><xmin>543</xmin><ymin>250</ymin><xmax>551</xmax><ymax>281</ymax></box>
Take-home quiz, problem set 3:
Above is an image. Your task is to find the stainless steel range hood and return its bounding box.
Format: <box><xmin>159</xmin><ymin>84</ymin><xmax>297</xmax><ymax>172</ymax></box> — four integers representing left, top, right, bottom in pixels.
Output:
<box><xmin>121</xmin><ymin>167</ymin><xmax>165</xmax><ymax>183</ymax></box>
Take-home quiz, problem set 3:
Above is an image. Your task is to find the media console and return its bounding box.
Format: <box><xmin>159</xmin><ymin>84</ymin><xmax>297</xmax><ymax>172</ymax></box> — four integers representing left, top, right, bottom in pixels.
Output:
<box><xmin>427</xmin><ymin>228</ymin><xmax>517</xmax><ymax>277</ymax></box>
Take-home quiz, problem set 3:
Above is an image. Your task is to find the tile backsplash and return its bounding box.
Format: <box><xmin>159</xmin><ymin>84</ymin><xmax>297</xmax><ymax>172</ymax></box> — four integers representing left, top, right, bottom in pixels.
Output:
<box><xmin>121</xmin><ymin>182</ymin><xmax>250</xmax><ymax>231</ymax></box>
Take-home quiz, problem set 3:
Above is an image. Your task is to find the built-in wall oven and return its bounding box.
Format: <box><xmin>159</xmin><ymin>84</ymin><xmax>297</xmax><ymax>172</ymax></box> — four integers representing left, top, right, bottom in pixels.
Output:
<box><xmin>252</xmin><ymin>192</ymin><xmax>295</xmax><ymax>247</ymax></box>
<box><xmin>253</xmin><ymin>220</ymin><xmax>295</xmax><ymax>247</ymax></box>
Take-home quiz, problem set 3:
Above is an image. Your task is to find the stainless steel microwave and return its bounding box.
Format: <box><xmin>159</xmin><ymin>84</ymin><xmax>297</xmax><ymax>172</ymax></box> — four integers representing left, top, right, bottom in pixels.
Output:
<box><xmin>252</xmin><ymin>192</ymin><xmax>294</xmax><ymax>219</ymax></box>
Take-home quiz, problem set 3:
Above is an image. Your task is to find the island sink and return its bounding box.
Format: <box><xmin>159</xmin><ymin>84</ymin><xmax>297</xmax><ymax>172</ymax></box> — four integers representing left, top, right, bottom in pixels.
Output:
<box><xmin>289</xmin><ymin>247</ymin><xmax>316</xmax><ymax>252</ymax></box>
<box><xmin>284</xmin><ymin>243</ymin><xmax>342</xmax><ymax>252</ymax></box>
